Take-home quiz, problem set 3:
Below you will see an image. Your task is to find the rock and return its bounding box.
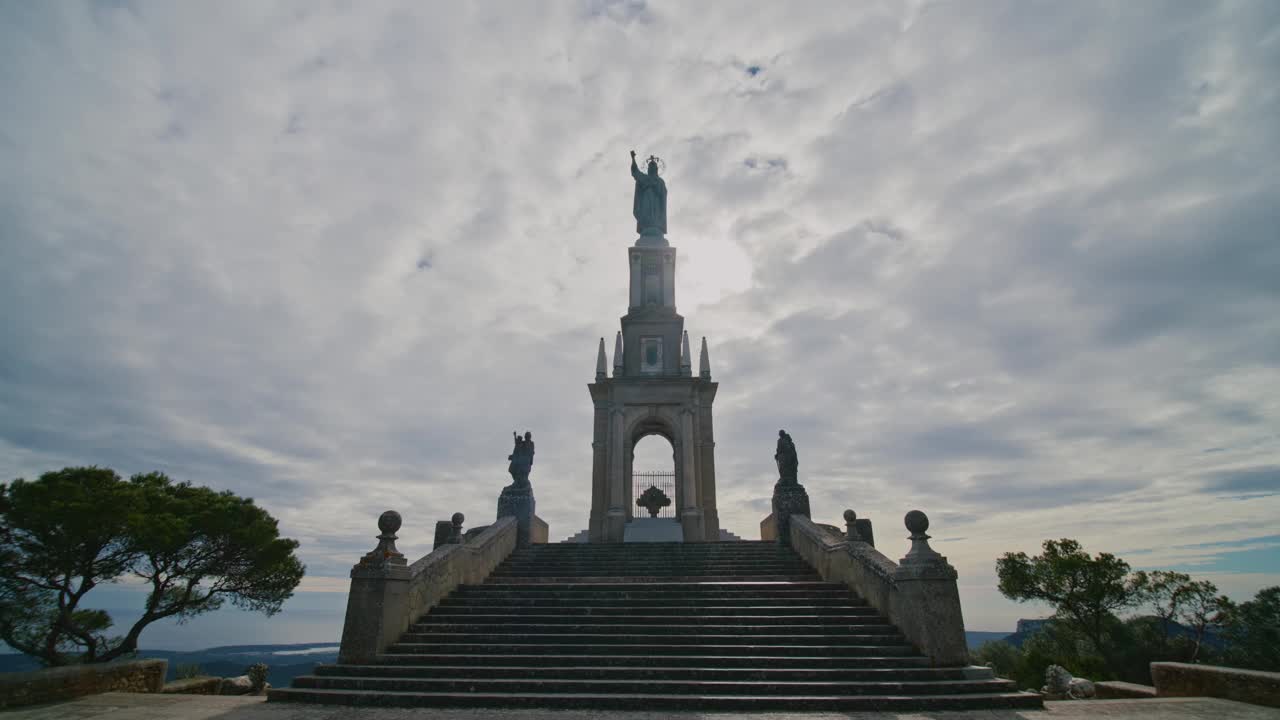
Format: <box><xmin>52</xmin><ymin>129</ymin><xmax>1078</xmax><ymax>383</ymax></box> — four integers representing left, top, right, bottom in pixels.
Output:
<box><xmin>1042</xmin><ymin>664</ymin><xmax>1073</xmax><ymax>695</ymax></box>
<box><xmin>1068</xmin><ymin>677</ymin><xmax>1096</xmax><ymax>699</ymax></box>
<box><xmin>218</xmin><ymin>675</ymin><xmax>252</xmax><ymax>695</ymax></box>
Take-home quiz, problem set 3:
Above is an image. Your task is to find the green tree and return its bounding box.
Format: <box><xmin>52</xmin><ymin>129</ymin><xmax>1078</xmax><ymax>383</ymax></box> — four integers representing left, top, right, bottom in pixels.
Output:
<box><xmin>0</xmin><ymin>467</ymin><xmax>305</xmax><ymax>666</ymax></box>
<box><xmin>1220</xmin><ymin>586</ymin><xmax>1280</xmax><ymax>671</ymax></box>
<box><xmin>1131</xmin><ymin>570</ymin><xmax>1192</xmax><ymax>645</ymax></box>
<box><xmin>996</xmin><ymin>538</ymin><xmax>1142</xmax><ymax>674</ymax></box>
<box><xmin>1172</xmin><ymin>578</ymin><xmax>1226</xmax><ymax>663</ymax></box>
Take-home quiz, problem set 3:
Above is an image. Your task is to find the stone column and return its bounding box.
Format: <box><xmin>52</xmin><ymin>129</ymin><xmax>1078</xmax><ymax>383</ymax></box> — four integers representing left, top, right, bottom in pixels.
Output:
<box><xmin>588</xmin><ymin>403</ymin><xmax>609</xmax><ymax>542</ymax></box>
<box><xmin>662</xmin><ymin>249</ymin><xmax>676</xmax><ymax>308</ymax></box>
<box><xmin>338</xmin><ymin>512</ymin><xmax>411</xmax><ymax>664</ymax></box>
<box><xmin>628</xmin><ymin>250</ymin><xmax>641</xmax><ymax>309</ymax></box>
<box><xmin>679</xmin><ymin>406</ymin><xmax>703</xmax><ymax>541</ymax></box>
<box><xmin>605</xmin><ymin>409</ymin><xmax>627</xmax><ymax>541</ymax></box>
<box><xmin>696</xmin><ymin>403</ymin><xmax>720</xmax><ymax>541</ymax></box>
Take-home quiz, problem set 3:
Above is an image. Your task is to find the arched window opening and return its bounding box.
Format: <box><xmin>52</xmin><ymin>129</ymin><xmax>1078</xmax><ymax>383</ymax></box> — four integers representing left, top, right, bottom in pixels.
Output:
<box><xmin>631</xmin><ymin>434</ymin><xmax>675</xmax><ymax>519</ymax></box>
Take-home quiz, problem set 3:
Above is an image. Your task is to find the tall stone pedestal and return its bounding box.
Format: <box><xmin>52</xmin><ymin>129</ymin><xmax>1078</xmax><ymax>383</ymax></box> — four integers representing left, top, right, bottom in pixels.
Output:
<box><xmin>770</xmin><ymin>481</ymin><xmax>811</xmax><ymax>547</ymax></box>
<box><xmin>497</xmin><ymin>484</ymin><xmax>536</xmax><ymax>547</ymax></box>
<box><xmin>338</xmin><ymin>512</ymin><xmax>411</xmax><ymax>664</ymax></box>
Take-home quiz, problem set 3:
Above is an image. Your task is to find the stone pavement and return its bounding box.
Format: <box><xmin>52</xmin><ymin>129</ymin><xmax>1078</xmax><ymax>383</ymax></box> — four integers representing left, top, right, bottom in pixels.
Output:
<box><xmin>4</xmin><ymin>693</ymin><xmax>1278</xmax><ymax>720</ymax></box>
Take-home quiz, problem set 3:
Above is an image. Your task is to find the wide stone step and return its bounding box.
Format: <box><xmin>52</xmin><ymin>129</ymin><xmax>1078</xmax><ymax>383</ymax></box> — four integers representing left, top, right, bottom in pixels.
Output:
<box><xmin>413</xmin><ymin>623</ymin><xmax>898</xmax><ymax>636</ymax></box>
<box><xmin>478</xmin><ymin>575</ymin><xmax>821</xmax><ymax>584</ymax></box>
<box><xmin>371</xmin><ymin>653</ymin><xmax>935</xmax><ymax>669</ymax></box>
<box><xmin>414</xmin><ymin>613</ymin><xmax>886</xmax><ymax>627</ymax></box>
<box><xmin>384</xmin><ymin>642</ymin><xmax>919</xmax><ymax>657</ymax></box>
<box><xmin>313</xmin><ymin>664</ymin><xmax>965</xmax><ymax>682</ymax></box>
<box><xmin>515</xmin><ymin>542</ymin><xmax>779</xmax><ymax>551</ymax></box>
<box><xmin>472</xmin><ymin>580</ymin><xmax>847</xmax><ymax>592</ymax></box>
<box><xmin>458</xmin><ymin>589</ymin><xmax>856</xmax><ymax>601</ymax></box>
<box><xmin>427</xmin><ymin>604</ymin><xmax>878</xmax><ymax>617</ymax></box>
<box><xmin>493</xmin><ymin>569</ymin><xmax>817</xmax><ymax>578</ymax></box>
<box><xmin>498</xmin><ymin>561</ymin><xmax>813</xmax><ymax>570</ymax></box>
<box><xmin>397</xmin><ymin>632</ymin><xmax>908</xmax><ymax>646</ymax></box>
<box><xmin>289</xmin><ymin>675</ymin><xmax>1020</xmax><ymax>697</ymax></box>
<box><xmin>435</xmin><ymin>596</ymin><xmax>862</xmax><ymax>609</ymax></box>
<box><xmin>267</xmin><ymin>687</ymin><xmax>1044</xmax><ymax>711</ymax></box>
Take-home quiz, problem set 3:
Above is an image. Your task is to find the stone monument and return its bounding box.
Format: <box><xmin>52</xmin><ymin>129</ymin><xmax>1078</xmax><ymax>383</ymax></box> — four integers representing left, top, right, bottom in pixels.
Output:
<box><xmin>630</xmin><ymin>150</ymin><xmax>667</xmax><ymax>240</ymax></box>
<box><xmin>770</xmin><ymin>429</ymin><xmax>811</xmax><ymax>546</ymax></box>
<box><xmin>586</xmin><ymin>150</ymin><xmax>721</xmax><ymax>543</ymax></box>
<box><xmin>497</xmin><ymin>431</ymin><xmax>537</xmax><ymax>546</ymax></box>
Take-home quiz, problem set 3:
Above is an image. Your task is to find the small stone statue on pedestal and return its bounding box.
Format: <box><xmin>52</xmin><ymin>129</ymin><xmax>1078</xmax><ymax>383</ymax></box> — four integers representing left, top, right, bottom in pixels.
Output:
<box><xmin>498</xmin><ymin>431</ymin><xmax>537</xmax><ymax>547</ymax></box>
<box><xmin>775</xmin><ymin>430</ymin><xmax>798</xmax><ymax>484</ymax></box>
<box><xmin>506</xmin><ymin>431</ymin><xmax>535</xmax><ymax>489</ymax></box>
<box><xmin>770</xmin><ymin>429</ymin><xmax>810</xmax><ymax>546</ymax></box>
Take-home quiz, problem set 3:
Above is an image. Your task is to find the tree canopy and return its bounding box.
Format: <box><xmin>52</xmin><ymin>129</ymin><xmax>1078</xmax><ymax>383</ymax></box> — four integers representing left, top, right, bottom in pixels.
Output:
<box><xmin>996</xmin><ymin>538</ymin><xmax>1141</xmax><ymax>670</ymax></box>
<box><xmin>985</xmin><ymin>537</ymin><xmax>1276</xmax><ymax>684</ymax></box>
<box><xmin>0</xmin><ymin>467</ymin><xmax>305</xmax><ymax>666</ymax></box>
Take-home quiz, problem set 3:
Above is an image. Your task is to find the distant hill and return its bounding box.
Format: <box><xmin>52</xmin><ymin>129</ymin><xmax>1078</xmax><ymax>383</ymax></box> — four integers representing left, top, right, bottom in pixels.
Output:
<box><xmin>0</xmin><ymin>642</ymin><xmax>339</xmax><ymax>688</ymax></box>
<box><xmin>965</xmin><ymin>631</ymin><xmax>1014</xmax><ymax>650</ymax></box>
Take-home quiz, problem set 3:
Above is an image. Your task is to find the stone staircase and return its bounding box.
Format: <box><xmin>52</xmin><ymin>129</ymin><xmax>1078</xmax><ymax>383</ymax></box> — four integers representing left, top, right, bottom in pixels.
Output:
<box><xmin>271</xmin><ymin>541</ymin><xmax>1040</xmax><ymax>710</ymax></box>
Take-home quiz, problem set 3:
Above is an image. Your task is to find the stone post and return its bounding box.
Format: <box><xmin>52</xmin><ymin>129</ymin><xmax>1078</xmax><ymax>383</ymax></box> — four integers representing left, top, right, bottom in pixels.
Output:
<box><xmin>497</xmin><ymin>486</ymin><xmax>536</xmax><ymax>548</ymax></box>
<box><xmin>844</xmin><ymin>509</ymin><xmax>862</xmax><ymax>542</ymax></box>
<box><xmin>338</xmin><ymin>511</ymin><xmax>411</xmax><ymax>664</ymax></box>
<box><xmin>892</xmin><ymin>510</ymin><xmax>968</xmax><ymax>666</ymax></box>
<box><xmin>771</xmin><ymin>482</ymin><xmax>811</xmax><ymax>547</ymax></box>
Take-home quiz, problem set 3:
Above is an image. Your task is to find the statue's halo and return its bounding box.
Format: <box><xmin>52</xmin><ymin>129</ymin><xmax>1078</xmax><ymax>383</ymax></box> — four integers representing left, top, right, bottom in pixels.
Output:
<box><xmin>643</xmin><ymin>155</ymin><xmax>666</xmax><ymax>174</ymax></box>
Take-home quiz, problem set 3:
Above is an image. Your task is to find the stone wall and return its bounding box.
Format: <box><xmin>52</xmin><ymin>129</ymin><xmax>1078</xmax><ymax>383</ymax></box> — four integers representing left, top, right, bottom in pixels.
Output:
<box><xmin>338</xmin><ymin>515</ymin><xmax>518</xmax><ymax>664</ymax></box>
<box><xmin>0</xmin><ymin>658</ymin><xmax>167</xmax><ymax>710</ymax></box>
<box><xmin>788</xmin><ymin>515</ymin><xmax>968</xmax><ymax>666</ymax></box>
<box><xmin>531</xmin><ymin>514</ymin><xmax>549</xmax><ymax>544</ymax></box>
<box><xmin>1152</xmin><ymin>662</ymin><xmax>1280</xmax><ymax>708</ymax></box>
<box><xmin>160</xmin><ymin>676</ymin><xmax>223</xmax><ymax>695</ymax></box>
<box><xmin>759</xmin><ymin>512</ymin><xmax>777</xmax><ymax>541</ymax></box>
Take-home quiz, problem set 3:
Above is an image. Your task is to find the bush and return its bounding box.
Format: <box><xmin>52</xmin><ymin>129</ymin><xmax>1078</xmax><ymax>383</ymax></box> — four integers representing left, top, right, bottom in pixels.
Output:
<box><xmin>246</xmin><ymin>662</ymin><xmax>269</xmax><ymax>691</ymax></box>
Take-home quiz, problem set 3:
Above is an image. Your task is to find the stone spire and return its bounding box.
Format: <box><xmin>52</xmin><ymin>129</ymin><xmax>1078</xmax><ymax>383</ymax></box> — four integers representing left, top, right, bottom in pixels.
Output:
<box><xmin>699</xmin><ymin>336</ymin><xmax>711</xmax><ymax>379</ymax></box>
<box><xmin>613</xmin><ymin>331</ymin><xmax>624</xmax><ymax>375</ymax></box>
<box><xmin>596</xmin><ymin>337</ymin><xmax>607</xmax><ymax>380</ymax></box>
<box><xmin>680</xmin><ymin>330</ymin><xmax>692</xmax><ymax>376</ymax></box>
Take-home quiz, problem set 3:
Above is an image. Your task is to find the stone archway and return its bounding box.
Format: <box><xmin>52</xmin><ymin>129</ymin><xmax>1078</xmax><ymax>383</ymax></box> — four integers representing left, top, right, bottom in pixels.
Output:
<box><xmin>627</xmin><ymin>424</ymin><xmax>678</xmax><ymax>521</ymax></box>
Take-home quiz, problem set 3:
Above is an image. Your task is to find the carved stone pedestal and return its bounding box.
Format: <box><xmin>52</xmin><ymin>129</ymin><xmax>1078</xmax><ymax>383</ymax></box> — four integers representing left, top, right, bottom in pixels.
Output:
<box><xmin>770</xmin><ymin>481</ymin><xmax>811</xmax><ymax>547</ymax></box>
<box><xmin>497</xmin><ymin>484</ymin><xmax>537</xmax><ymax>548</ymax></box>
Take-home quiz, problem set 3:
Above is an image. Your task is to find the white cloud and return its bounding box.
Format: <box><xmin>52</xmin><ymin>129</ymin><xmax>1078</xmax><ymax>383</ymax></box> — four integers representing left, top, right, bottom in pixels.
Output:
<box><xmin>2</xmin><ymin>0</ymin><xmax>1278</xmax><ymax>632</ymax></box>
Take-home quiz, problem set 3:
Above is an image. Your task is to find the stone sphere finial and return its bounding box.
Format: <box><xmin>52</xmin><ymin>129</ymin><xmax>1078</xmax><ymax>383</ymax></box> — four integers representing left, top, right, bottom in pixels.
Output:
<box><xmin>451</xmin><ymin>512</ymin><xmax>465</xmax><ymax>527</ymax></box>
<box><xmin>904</xmin><ymin>509</ymin><xmax>929</xmax><ymax>535</ymax></box>
<box><xmin>377</xmin><ymin>510</ymin><xmax>402</xmax><ymax>535</ymax></box>
<box><xmin>843</xmin><ymin>509</ymin><xmax>856</xmax><ymax>523</ymax></box>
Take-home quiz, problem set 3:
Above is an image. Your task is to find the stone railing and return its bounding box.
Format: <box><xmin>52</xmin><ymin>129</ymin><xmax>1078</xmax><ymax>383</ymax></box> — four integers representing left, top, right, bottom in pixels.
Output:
<box><xmin>788</xmin><ymin>511</ymin><xmax>968</xmax><ymax>667</ymax></box>
<box><xmin>0</xmin><ymin>658</ymin><xmax>167</xmax><ymax>709</ymax></box>
<box><xmin>338</xmin><ymin>512</ymin><xmax>518</xmax><ymax>664</ymax></box>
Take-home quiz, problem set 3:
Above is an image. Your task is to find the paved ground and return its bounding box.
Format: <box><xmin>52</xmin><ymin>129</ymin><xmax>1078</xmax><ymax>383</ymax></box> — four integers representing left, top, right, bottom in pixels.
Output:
<box><xmin>4</xmin><ymin>694</ymin><xmax>1278</xmax><ymax>720</ymax></box>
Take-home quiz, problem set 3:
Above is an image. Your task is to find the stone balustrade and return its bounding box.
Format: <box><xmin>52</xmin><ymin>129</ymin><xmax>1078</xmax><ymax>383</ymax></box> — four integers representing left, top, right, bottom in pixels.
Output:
<box><xmin>787</xmin><ymin>511</ymin><xmax>968</xmax><ymax>667</ymax></box>
<box><xmin>338</xmin><ymin>512</ymin><xmax>518</xmax><ymax>664</ymax></box>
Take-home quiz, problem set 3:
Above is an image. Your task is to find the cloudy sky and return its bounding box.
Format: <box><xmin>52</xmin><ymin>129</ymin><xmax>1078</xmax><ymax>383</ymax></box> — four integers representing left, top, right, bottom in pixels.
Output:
<box><xmin>2</xmin><ymin>0</ymin><xmax>1278</xmax><ymax>640</ymax></box>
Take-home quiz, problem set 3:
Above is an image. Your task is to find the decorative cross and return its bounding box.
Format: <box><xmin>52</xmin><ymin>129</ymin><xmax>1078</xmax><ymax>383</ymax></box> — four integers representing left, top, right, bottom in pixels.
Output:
<box><xmin>636</xmin><ymin>485</ymin><xmax>672</xmax><ymax>518</ymax></box>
